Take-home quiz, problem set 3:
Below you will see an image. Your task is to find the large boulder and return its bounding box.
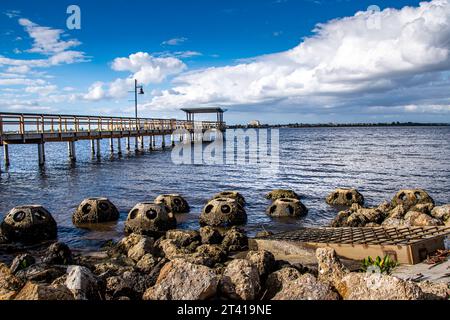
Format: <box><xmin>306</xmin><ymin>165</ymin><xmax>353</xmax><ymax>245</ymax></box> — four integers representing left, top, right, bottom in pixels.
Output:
<box><xmin>246</xmin><ymin>250</ymin><xmax>275</xmax><ymax>278</ymax></box>
<box><xmin>14</xmin><ymin>282</ymin><xmax>74</xmax><ymax>300</ymax></box>
<box><xmin>0</xmin><ymin>263</ymin><xmax>23</xmax><ymax>300</ymax></box>
<box><xmin>417</xmin><ymin>281</ymin><xmax>450</xmax><ymax>300</ymax></box>
<box><xmin>157</xmin><ymin>239</ymin><xmax>189</xmax><ymax>260</ymax></box>
<box><xmin>124</xmin><ymin>202</ymin><xmax>176</xmax><ymax>237</ymax></box>
<box><xmin>0</xmin><ymin>205</ymin><xmax>57</xmax><ymax>243</ymax></box>
<box><xmin>43</xmin><ymin>242</ymin><xmax>73</xmax><ymax>265</ymax></box>
<box><xmin>272</xmin><ymin>273</ymin><xmax>339</xmax><ymax>300</ymax></box>
<box><xmin>316</xmin><ymin>248</ymin><xmax>349</xmax><ymax>292</ymax></box>
<box><xmin>326</xmin><ymin>188</ymin><xmax>364</xmax><ymax>206</ymax></box>
<box><xmin>117</xmin><ymin>233</ymin><xmax>151</xmax><ymax>254</ymax></box>
<box><xmin>15</xmin><ymin>263</ymin><xmax>67</xmax><ymax>284</ymax></box>
<box><xmin>266</xmin><ymin>198</ymin><xmax>308</xmax><ymax>218</ymax></box>
<box><xmin>105</xmin><ymin>271</ymin><xmax>152</xmax><ymax>300</ymax></box>
<box><xmin>391</xmin><ymin>189</ymin><xmax>434</xmax><ymax>211</ymax></box>
<box><xmin>166</xmin><ymin>229</ymin><xmax>200</xmax><ymax>248</ymax></box>
<box><xmin>265</xmin><ymin>189</ymin><xmax>300</xmax><ymax>201</ymax></box>
<box><xmin>10</xmin><ymin>254</ymin><xmax>35</xmax><ymax>274</ymax></box>
<box><xmin>404</xmin><ymin>211</ymin><xmax>443</xmax><ymax>227</ymax></box>
<box><xmin>431</xmin><ymin>204</ymin><xmax>450</xmax><ymax>223</ymax></box>
<box><xmin>127</xmin><ymin>237</ymin><xmax>154</xmax><ymax>262</ymax></box>
<box><xmin>339</xmin><ymin>273</ymin><xmax>424</xmax><ymax>300</ymax></box>
<box><xmin>199</xmin><ymin>226</ymin><xmax>223</xmax><ymax>245</ymax></box>
<box><xmin>220</xmin><ymin>259</ymin><xmax>261</xmax><ymax>300</ymax></box>
<box><xmin>136</xmin><ymin>254</ymin><xmax>158</xmax><ymax>273</ymax></box>
<box><xmin>143</xmin><ymin>258</ymin><xmax>218</xmax><ymax>300</ymax></box>
<box><xmin>154</xmin><ymin>194</ymin><xmax>190</xmax><ymax>214</ymax></box>
<box><xmin>187</xmin><ymin>244</ymin><xmax>228</xmax><ymax>267</ymax></box>
<box><xmin>200</xmin><ymin>198</ymin><xmax>247</xmax><ymax>227</ymax></box>
<box><xmin>264</xmin><ymin>267</ymin><xmax>302</xmax><ymax>300</ymax></box>
<box><xmin>221</xmin><ymin>227</ymin><xmax>248</xmax><ymax>252</ymax></box>
<box><xmin>346</xmin><ymin>208</ymin><xmax>385</xmax><ymax>227</ymax></box>
<box><xmin>65</xmin><ymin>266</ymin><xmax>101</xmax><ymax>300</ymax></box>
<box><xmin>72</xmin><ymin>197</ymin><xmax>119</xmax><ymax>225</ymax></box>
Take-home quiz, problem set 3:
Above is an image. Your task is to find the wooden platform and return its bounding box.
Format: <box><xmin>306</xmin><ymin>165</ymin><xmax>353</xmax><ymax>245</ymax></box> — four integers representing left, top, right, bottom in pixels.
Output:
<box><xmin>250</xmin><ymin>226</ymin><xmax>450</xmax><ymax>265</ymax></box>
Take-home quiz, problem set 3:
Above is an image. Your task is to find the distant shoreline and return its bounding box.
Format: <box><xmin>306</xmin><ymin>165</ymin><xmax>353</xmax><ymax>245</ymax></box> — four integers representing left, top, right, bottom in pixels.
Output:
<box><xmin>227</xmin><ymin>122</ymin><xmax>450</xmax><ymax>129</ymax></box>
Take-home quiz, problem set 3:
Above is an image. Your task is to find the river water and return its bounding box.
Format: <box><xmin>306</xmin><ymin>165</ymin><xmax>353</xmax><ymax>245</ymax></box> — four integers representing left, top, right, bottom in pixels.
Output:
<box><xmin>0</xmin><ymin>126</ymin><xmax>449</xmax><ymax>250</ymax></box>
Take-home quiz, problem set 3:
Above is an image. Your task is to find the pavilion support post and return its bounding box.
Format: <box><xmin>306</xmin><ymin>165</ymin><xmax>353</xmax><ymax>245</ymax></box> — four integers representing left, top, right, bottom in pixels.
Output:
<box><xmin>135</xmin><ymin>136</ymin><xmax>139</xmax><ymax>152</ymax></box>
<box><xmin>90</xmin><ymin>140</ymin><xmax>95</xmax><ymax>155</ymax></box>
<box><xmin>149</xmin><ymin>136</ymin><xmax>153</xmax><ymax>151</ymax></box>
<box><xmin>68</xmin><ymin>141</ymin><xmax>76</xmax><ymax>161</ymax></box>
<box><xmin>96</xmin><ymin>139</ymin><xmax>101</xmax><ymax>159</ymax></box>
<box><xmin>162</xmin><ymin>134</ymin><xmax>166</xmax><ymax>149</ymax></box>
<box><xmin>126</xmin><ymin>136</ymin><xmax>131</xmax><ymax>151</ymax></box>
<box><xmin>117</xmin><ymin>138</ymin><xmax>122</xmax><ymax>155</ymax></box>
<box><xmin>3</xmin><ymin>144</ymin><xmax>10</xmax><ymax>167</ymax></box>
<box><xmin>171</xmin><ymin>134</ymin><xmax>175</xmax><ymax>147</ymax></box>
<box><xmin>109</xmin><ymin>137</ymin><xmax>114</xmax><ymax>153</ymax></box>
<box><xmin>140</xmin><ymin>136</ymin><xmax>144</xmax><ymax>149</ymax></box>
<box><xmin>152</xmin><ymin>136</ymin><xmax>156</xmax><ymax>149</ymax></box>
<box><xmin>37</xmin><ymin>143</ymin><xmax>45</xmax><ymax>166</ymax></box>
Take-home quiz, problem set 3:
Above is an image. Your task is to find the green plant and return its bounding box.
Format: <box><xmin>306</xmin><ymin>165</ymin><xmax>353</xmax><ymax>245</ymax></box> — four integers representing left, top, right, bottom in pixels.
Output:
<box><xmin>360</xmin><ymin>255</ymin><xmax>398</xmax><ymax>274</ymax></box>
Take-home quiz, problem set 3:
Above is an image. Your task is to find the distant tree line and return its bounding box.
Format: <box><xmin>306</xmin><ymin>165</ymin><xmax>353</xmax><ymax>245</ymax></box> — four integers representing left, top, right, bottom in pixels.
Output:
<box><xmin>227</xmin><ymin>122</ymin><xmax>450</xmax><ymax>129</ymax></box>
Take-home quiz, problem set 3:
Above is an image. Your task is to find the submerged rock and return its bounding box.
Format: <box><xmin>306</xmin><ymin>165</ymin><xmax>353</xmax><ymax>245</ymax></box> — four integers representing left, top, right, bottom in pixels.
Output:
<box><xmin>272</xmin><ymin>273</ymin><xmax>339</xmax><ymax>300</ymax></box>
<box><xmin>220</xmin><ymin>259</ymin><xmax>261</xmax><ymax>300</ymax></box>
<box><xmin>265</xmin><ymin>189</ymin><xmax>301</xmax><ymax>201</ymax></box>
<box><xmin>0</xmin><ymin>205</ymin><xmax>57</xmax><ymax>243</ymax></box>
<box><xmin>72</xmin><ymin>197</ymin><xmax>119</xmax><ymax>225</ymax></box>
<box><xmin>266</xmin><ymin>198</ymin><xmax>308</xmax><ymax>218</ymax></box>
<box><xmin>200</xmin><ymin>198</ymin><xmax>247</xmax><ymax>227</ymax></box>
<box><xmin>326</xmin><ymin>188</ymin><xmax>364</xmax><ymax>206</ymax></box>
<box><xmin>154</xmin><ymin>194</ymin><xmax>190</xmax><ymax>214</ymax></box>
<box><xmin>143</xmin><ymin>258</ymin><xmax>218</xmax><ymax>300</ymax></box>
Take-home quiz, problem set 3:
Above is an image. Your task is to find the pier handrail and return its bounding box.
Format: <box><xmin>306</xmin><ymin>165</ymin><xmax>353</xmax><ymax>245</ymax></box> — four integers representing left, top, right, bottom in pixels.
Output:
<box><xmin>0</xmin><ymin>112</ymin><xmax>225</xmax><ymax>136</ymax></box>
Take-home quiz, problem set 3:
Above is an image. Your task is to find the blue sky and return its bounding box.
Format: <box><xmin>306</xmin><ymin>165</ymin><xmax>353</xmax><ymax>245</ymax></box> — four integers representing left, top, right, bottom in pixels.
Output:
<box><xmin>1</xmin><ymin>0</ymin><xmax>450</xmax><ymax>124</ymax></box>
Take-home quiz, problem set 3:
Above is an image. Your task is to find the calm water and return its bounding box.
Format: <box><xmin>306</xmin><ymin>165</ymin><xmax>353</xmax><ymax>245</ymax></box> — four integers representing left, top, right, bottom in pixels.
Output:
<box><xmin>0</xmin><ymin>127</ymin><xmax>449</xmax><ymax>250</ymax></box>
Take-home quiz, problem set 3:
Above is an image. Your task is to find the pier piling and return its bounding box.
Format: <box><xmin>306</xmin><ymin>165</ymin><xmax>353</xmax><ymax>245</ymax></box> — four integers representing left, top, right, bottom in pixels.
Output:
<box><xmin>162</xmin><ymin>134</ymin><xmax>166</xmax><ymax>149</ymax></box>
<box><xmin>109</xmin><ymin>137</ymin><xmax>114</xmax><ymax>153</ymax></box>
<box><xmin>68</xmin><ymin>141</ymin><xmax>76</xmax><ymax>161</ymax></box>
<box><xmin>96</xmin><ymin>139</ymin><xmax>101</xmax><ymax>159</ymax></box>
<box><xmin>117</xmin><ymin>138</ymin><xmax>122</xmax><ymax>155</ymax></box>
<box><xmin>37</xmin><ymin>143</ymin><xmax>45</xmax><ymax>166</ymax></box>
<box><xmin>126</xmin><ymin>137</ymin><xmax>131</xmax><ymax>151</ymax></box>
<box><xmin>3</xmin><ymin>144</ymin><xmax>10</xmax><ymax>167</ymax></box>
<box><xmin>90</xmin><ymin>140</ymin><xmax>95</xmax><ymax>155</ymax></box>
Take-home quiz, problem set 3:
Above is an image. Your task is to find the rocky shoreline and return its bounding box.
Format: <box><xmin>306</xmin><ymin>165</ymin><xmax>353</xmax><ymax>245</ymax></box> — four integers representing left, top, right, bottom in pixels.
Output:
<box><xmin>0</xmin><ymin>188</ymin><xmax>449</xmax><ymax>300</ymax></box>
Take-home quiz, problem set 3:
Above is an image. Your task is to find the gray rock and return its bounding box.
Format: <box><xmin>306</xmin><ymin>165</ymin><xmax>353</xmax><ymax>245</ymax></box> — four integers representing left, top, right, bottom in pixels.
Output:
<box><xmin>264</xmin><ymin>267</ymin><xmax>302</xmax><ymax>300</ymax></box>
<box><xmin>10</xmin><ymin>254</ymin><xmax>35</xmax><ymax>274</ymax></box>
<box><xmin>272</xmin><ymin>273</ymin><xmax>339</xmax><ymax>300</ymax></box>
<box><xmin>65</xmin><ymin>265</ymin><xmax>101</xmax><ymax>300</ymax></box>
<box><xmin>316</xmin><ymin>248</ymin><xmax>349</xmax><ymax>292</ymax></box>
<box><xmin>221</xmin><ymin>227</ymin><xmax>248</xmax><ymax>252</ymax></box>
<box><xmin>246</xmin><ymin>250</ymin><xmax>275</xmax><ymax>278</ymax></box>
<box><xmin>220</xmin><ymin>259</ymin><xmax>261</xmax><ymax>300</ymax></box>
<box><xmin>43</xmin><ymin>242</ymin><xmax>73</xmax><ymax>265</ymax></box>
<box><xmin>431</xmin><ymin>204</ymin><xmax>450</xmax><ymax>222</ymax></box>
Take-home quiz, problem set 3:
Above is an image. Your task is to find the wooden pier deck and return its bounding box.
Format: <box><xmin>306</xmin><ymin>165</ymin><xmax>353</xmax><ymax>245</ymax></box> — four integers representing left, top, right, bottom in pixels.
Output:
<box><xmin>0</xmin><ymin>112</ymin><xmax>225</xmax><ymax>168</ymax></box>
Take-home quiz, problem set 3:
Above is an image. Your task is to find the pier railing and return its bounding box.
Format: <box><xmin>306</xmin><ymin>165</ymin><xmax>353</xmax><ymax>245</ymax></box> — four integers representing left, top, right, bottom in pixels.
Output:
<box><xmin>0</xmin><ymin>112</ymin><xmax>224</xmax><ymax>144</ymax></box>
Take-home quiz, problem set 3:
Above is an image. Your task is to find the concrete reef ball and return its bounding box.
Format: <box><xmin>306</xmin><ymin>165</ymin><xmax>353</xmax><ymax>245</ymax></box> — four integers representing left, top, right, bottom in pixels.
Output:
<box><xmin>391</xmin><ymin>189</ymin><xmax>434</xmax><ymax>209</ymax></box>
<box><xmin>266</xmin><ymin>198</ymin><xmax>308</xmax><ymax>217</ymax></box>
<box><xmin>200</xmin><ymin>198</ymin><xmax>247</xmax><ymax>227</ymax></box>
<box><xmin>211</xmin><ymin>191</ymin><xmax>246</xmax><ymax>207</ymax></box>
<box><xmin>265</xmin><ymin>189</ymin><xmax>301</xmax><ymax>201</ymax></box>
<box><xmin>325</xmin><ymin>188</ymin><xmax>365</xmax><ymax>206</ymax></box>
<box><xmin>0</xmin><ymin>205</ymin><xmax>57</xmax><ymax>243</ymax></box>
<box><xmin>154</xmin><ymin>194</ymin><xmax>190</xmax><ymax>214</ymax></box>
<box><xmin>72</xmin><ymin>197</ymin><xmax>119</xmax><ymax>224</ymax></box>
<box><xmin>125</xmin><ymin>202</ymin><xmax>177</xmax><ymax>236</ymax></box>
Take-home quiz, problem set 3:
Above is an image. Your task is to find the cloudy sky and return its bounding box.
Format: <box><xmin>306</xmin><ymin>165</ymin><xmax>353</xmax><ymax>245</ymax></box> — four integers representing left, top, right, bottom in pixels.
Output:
<box><xmin>1</xmin><ymin>0</ymin><xmax>450</xmax><ymax>124</ymax></box>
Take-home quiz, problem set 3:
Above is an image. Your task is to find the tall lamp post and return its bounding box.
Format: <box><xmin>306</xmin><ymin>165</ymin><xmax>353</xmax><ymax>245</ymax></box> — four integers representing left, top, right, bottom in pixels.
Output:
<box><xmin>130</xmin><ymin>79</ymin><xmax>144</xmax><ymax>151</ymax></box>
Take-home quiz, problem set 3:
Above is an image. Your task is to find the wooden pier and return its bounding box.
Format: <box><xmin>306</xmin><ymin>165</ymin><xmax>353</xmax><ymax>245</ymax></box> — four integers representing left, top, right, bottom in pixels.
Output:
<box><xmin>0</xmin><ymin>111</ymin><xmax>225</xmax><ymax>169</ymax></box>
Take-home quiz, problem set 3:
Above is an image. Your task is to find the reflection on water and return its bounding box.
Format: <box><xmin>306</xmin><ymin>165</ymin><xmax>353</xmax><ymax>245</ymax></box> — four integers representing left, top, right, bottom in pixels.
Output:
<box><xmin>1</xmin><ymin>127</ymin><xmax>449</xmax><ymax>251</ymax></box>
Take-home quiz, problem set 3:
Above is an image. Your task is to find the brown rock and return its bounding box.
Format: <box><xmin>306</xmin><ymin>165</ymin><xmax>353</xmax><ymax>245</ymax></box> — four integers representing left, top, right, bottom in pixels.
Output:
<box><xmin>199</xmin><ymin>226</ymin><xmax>223</xmax><ymax>244</ymax></box>
<box><xmin>265</xmin><ymin>189</ymin><xmax>301</xmax><ymax>201</ymax></box>
<box><xmin>404</xmin><ymin>211</ymin><xmax>443</xmax><ymax>226</ymax></box>
<box><xmin>326</xmin><ymin>188</ymin><xmax>364</xmax><ymax>206</ymax></box>
<box><xmin>14</xmin><ymin>282</ymin><xmax>74</xmax><ymax>300</ymax></box>
<box><xmin>264</xmin><ymin>267</ymin><xmax>302</xmax><ymax>299</ymax></box>
<box><xmin>136</xmin><ymin>254</ymin><xmax>158</xmax><ymax>273</ymax></box>
<box><xmin>127</xmin><ymin>237</ymin><xmax>154</xmax><ymax>262</ymax></box>
<box><xmin>391</xmin><ymin>189</ymin><xmax>434</xmax><ymax>211</ymax></box>
<box><xmin>166</xmin><ymin>229</ymin><xmax>200</xmax><ymax>247</ymax></box>
<box><xmin>417</xmin><ymin>281</ymin><xmax>450</xmax><ymax>300</ymax></box>
<box><xmin>431</xmin><ymin>204</ymin><xmax>450</xmax><ymax>222</ymax></box>
<box><xmin>0</xmin><ymin>263</ymin><xmax>23</xmax><ymax>300</ymax></box>
<box><xmin>220</xmin><ymin>259</ymin><xmax>261</xmax><ymax>300</ymax></box>
<box><xmin>316</xmin><ymin>248</ymin><xmax>349</xmax><ymax>292</ymax></box>
<box><xmin>246</xmin><ymin>250</ymin><xmax>275</xmax><ymax>277</ymax></box>
<box><xmin>272</xmin><ymin>273</ymin><xmax>339</xmax><ymax>300</ymax></box>
<box><xmin>143</xmin><ymin>258</ymin><xmax>218</xmax><ymax>300</ymax></box>
<box><xmin>221</xmin><ymin>227</ymin><xmax>248</xmax><ymax>252</ymax></box>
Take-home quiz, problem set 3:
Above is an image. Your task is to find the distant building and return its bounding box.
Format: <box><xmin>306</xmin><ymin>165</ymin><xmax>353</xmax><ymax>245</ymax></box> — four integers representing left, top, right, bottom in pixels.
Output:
<box><xmin>248</xmin><ymin>120</ymin><xmax>261</xmax><ymax>127</ymax></box>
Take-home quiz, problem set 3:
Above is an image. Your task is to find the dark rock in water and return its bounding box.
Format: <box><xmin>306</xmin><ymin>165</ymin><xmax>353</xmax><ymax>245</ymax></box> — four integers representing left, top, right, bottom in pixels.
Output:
<box><xmin>72</xmin><ymin>198</ymin><xmax>119</xmax><ymax>225</ymax></box>
<box><xmin>211</xmin><ymin>191</ymin><xmax>246</xmax><ymax>207</ymax></box>
<box><xmin>10</xmin><ymin>254</ymin><xmax>35</xmax><ymax>274</ymax></box>
<box><xmin>265</xmin><ymin>189</ymin><xmax>300</xmax><ymax>201</ymax></box>
<box><xmin>199</xmin><ymin>226</ymin><xmax>223</xmax><ymax>245</ymax></box>
<box><xmin>326</xmin><ymin>188</ymin><xmax>364</xmax><ymax>206</ymax></box>
<box><xmin>124</xmin><ymin>203</ymin><xmax>177</xmax><ymax>237</ymax></box>
<box><xmin>391</xmin><ymin>189</ymin><xmax>434</xmax><ymax>211</ymax></box>
<box><xmin>15</xmin><ymin>263</ymin><xmax>67</xmax><ymax>284</ymax></box>
<box><xmin>43</xmin><ymin>242</ymin><xmax>73</xmax><ymax>265</ymax></box>
<box><xmin>154</xmin><ymin>194</ymin><xmax>190</xmax><ymax>214</ymax></box>
<box><xmin>200</xmin><ymin>198</ymin><xmax>247</xmax><ymax>227</ymax></box>
<box><xmin>221</xmin><ymin>227</ymin><xmax>248</xmax><ymax>252</ymax></box>
<box><xmin>0</xmin><ymin>205</ymin><xmax>57</xmax><ymax>243</ymax></box>
<box><xmin>266</xmin><ymin>198</ymin><xmax>308</xmax><ymax>217</ymax></box>
<box><xmin>166</xmin><ymin>229</ymin><xmax>200</xmax><ymax>247</ymax></box>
